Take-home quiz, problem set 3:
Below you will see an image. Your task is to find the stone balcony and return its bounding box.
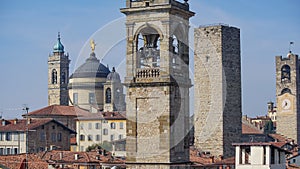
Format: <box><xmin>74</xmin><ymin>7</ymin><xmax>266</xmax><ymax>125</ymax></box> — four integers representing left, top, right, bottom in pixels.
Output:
<box><xmin>135</xmin><ymin>68</ymin><xmax>160</xmax><ymax>83</ymax></box>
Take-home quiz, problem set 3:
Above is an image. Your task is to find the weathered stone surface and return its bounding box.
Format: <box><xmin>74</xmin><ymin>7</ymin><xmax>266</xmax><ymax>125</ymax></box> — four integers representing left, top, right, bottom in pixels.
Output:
<box><xmin>122</xmin><ymin>0</ymin><xmax>194</xmax><ymax>165</ymax></box>
<box><xmin>48</xmin><ymin>52</ymin><xmax>70</xmax><ymax>106</ymax></box>
<box><xmin>194</xmin><ymin>25</ymin><xmax>242</xmax><ymax>158</ymax></box>
<box><xmin>276</xmin><ymin>53</ymin><xmax>300</xmax><ymax>143</ymax></box>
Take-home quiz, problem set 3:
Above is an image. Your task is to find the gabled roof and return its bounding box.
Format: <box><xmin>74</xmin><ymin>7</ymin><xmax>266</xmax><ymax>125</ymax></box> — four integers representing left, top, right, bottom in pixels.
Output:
<box><xmin>242</xmin><ymin>123</ymin><xmax>263</xmax><ymax>134</ymax></box>
<box><xmin>269</xmin><ymin>133</ymin><xmax>294</xmax><ymax>142</ymax></box>
<box><xmin>23</xmin><ymin>105</ymin><xmax>90</xmax><ymax>117</ymax></box>
<box><xmin>0</xmin><ymin>118</ymin><xmax>75</xmax><ymax>133</ymax></box>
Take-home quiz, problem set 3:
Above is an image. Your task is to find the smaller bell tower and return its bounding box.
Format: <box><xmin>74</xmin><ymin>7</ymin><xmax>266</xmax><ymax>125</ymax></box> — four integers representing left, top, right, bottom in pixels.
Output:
<box><xmin>48</xmin><ymin>33</ymin><xmax>70</xmax><ymax>106</ymax></box>
<box><xmin>103</xmin><ymin>67</ymin><xmax>126</xmax><ymax>112</ymax></box>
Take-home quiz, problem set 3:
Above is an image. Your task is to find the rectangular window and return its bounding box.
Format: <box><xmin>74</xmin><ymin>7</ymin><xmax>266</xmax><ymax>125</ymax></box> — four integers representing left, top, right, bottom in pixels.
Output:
<box><xmin>96</xmin><ymin>135</ymin><xmax>100</xmax><ymax>141</ymax></box>
<box><xmin>51</xmin><ymin>133</ymin><xmax>56</xmax><ymax>142</ymax></box>
<box><xmin>6</xmin><ymin>148</ymin><xmax>10</xmax><ymax>155</ymax></box>
<box><xmin>40</xmin><ymin>132</ymin><xmax>45</xmax><ymax>141</ymax></box>
<box><xmin>89</xmin><ymin>93</ymin><xmax>95</xmax><ymax>104</ymax></box>
<box><xmin>13</xmin><ymin>148</ymin><xmax>18</xmax><ymax>155</ymax></box>
<box><xmin>57</xmin><ymin>133</ymin><xmax>62</xmax><ymax>142</ymax></box>
<box><xmin>15</xmin><ymin>133</ymin><xmax>19</xmax><ymax>141</ymax></box>
<box><xmin>20</xmin><ymin>133</ymin><xmax>24</xmax><ymax>141</ymax></box>
<box><xmin>80</xmin><ymin>146</ymin><xmax>84</xmax><ymax>152</ymax></box>
<box><xmin>80</xmin><ymin>123</ymin><xmax>84</xmax><ymax>130</ymax></box>
<box><xmin>120</xmin><ymin>122</ymin><xmax>124</xmax><ymax>129</ymax></box>
<box><xmin>110</xmin><ymin>135</ymin><xmax>114</xmax><ymax>141</ymax></box>
<box><xmin>103</xmin><ymin>129</ymin><xmax>108</xmax><ymax>135</ymax></box>
<box><xmin>6</xmin><ymin>132</ymin><xmax>12</xmax><ymax>141</ymax></box>
<box><xmin>271</xmin><ymin>148</ymin><xmax>275</xmax><ymax>164</ymax></box>
<box><xmin>0</xmin><ymin>148</ymin><xmax>3</xmax><ymax>155</ymax></box>
<box><xmin>110</xmin><ymin>122</ymin><xmax>116</xmax><ymax>129</ymax></box>
<box><xmin>73</xmin><ymin>93</ymin><xmax>78</xmax><ymax>105</ymax></box>
<box><xmin>88</xmin><ymin>135</ymin><xmax>93</xmax><ymax>141</ymax></box>
<box><xmin>119</xmin><ymin>134</ymin><xmax>123</xmax><ymax>140</ymax></box>
<box><xmin>0</xmin><ymin>133</ymin><xmax>3</xmax><ymax>141</ymax></box>
<box><xmin>95</xmin><ymin>123</ymin><xmax>100</xmax><ymax>129</ymax></box>
<box><xmin>88</xmin><ymin>123</ymin><xmax>92</xmax><ymax>130</ymax></box>
<box><xmin>80</xmin><ymin>135</ymin><xmax>85</xmax><ymax>141</ymax></box>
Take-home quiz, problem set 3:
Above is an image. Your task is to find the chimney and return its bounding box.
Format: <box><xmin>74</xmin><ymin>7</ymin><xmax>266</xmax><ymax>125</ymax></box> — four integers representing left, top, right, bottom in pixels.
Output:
<box><xmin>210</xmin><ymin>156</ymin><xmax>215</xmax><ymax>163</ymax></box>
<box><xmin>27</xmin><ymin>118</ymin><xmax>31</xmax><ymax>124</ymax></box>
<box><xmin>59</xmin><ymin>152</ymin><xmax>63</xmax><ymax>160</ymax></box>
<box><xmin>14</xmin><ymin>118</ymin><xmax>18</xmax><ymax>125</ymax></box>
<box><xmin>96</xmin><ymin>155</ymin><xmax>100</xmax><ymax>160</ymax></box>
<box><xmin>75</xmin><ymin>154</ymin><xmax>79</xmax><ymax>160</ymax></box>
<box><xmin>1</xmin><ymin>119</ymin><xmax>6</xmax><ymax>126</ymax></box>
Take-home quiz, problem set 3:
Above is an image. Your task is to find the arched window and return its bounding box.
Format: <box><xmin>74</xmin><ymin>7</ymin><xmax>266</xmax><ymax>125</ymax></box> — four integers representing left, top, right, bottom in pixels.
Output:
<box><xmin>52</xmin><ymin>69</ymin><xmax>57</xmax><ymax>84</ymax></box>
<box><xmin>80</xmin><ymin>135</ymin><xmax>85</xmax><ymax>141</ymax></box>
<box><xmin>137</xmin><ymin>27</ymin><xmax>160</xmax><ymax>68</ymax></box>
<box><xmin>281</xmin><ymin>88</ymin><xmax>291</xmax><ymax>95</ymax></box>
<box><xmin>172</xmin><ymin>35</ymin><xmax>179</xmax><ymax>54</ymax></box>
<box><xmin>281</xmin><ymin>65</ymin><xmax>291</xmax><ymax>81</ymax></box>
<box><xmin>105</xmin><ymin>88</ymin><xmax>111</xmax><ymax>103</ymax></box>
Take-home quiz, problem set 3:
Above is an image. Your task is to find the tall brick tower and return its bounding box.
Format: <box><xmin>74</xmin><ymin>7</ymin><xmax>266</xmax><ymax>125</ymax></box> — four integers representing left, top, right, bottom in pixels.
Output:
<box><xmin>48</xmin><ymin>33</ymin><xmax>70</xmax><ymax>106</ymax></box>
<box><xmin>121</xmin><ymin>0</ymin><xmax>194</xmax><ymax>168</ymax></box>
<box><xmin>276</xmin><ymin>51</ymin><xmax>300</xmax><ymax>143</ymax></box>
<box><xmin>194</xmin><ymin>25</ymin><xmax>242</xmax><ymax>158</ymax></box>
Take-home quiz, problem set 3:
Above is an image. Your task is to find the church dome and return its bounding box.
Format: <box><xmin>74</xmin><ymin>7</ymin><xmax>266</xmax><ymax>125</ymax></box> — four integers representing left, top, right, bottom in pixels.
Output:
<box><xmin>53</xmin><ymin>33</ymin><xmax>64</xmax><ymax>53</ymax></box>
<box><xmin>107</xmin><ymin>67</ymin><xmax>121</xmax><ymax>82</ymax></box>
<box><xmin>70</xmin><ymin>52</ymin><xmax>110</xmax><ymax>78</ymax></box>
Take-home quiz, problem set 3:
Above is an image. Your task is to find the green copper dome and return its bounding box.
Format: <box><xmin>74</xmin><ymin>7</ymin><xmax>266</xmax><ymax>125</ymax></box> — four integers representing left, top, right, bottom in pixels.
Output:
<box><xmin>53</xmin><ymin>32</ymin><xmax>64</xmax><ymax>53</ymax></box>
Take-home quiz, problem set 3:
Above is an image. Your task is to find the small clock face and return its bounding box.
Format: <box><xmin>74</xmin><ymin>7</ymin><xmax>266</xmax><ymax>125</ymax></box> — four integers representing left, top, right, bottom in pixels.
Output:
<box><xmin>281</xmin><ymin>99</ymin><xmax>291</xmax><ymax>110</ymax></box>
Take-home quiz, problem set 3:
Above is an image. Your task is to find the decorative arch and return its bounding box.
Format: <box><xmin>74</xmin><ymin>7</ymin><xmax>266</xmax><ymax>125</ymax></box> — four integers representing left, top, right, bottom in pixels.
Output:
<box><xmin>52</xmin><ymin>69</ymin><xmax>57</xmax><ymax>84</ymax></box>
<box><xmin>135</xmin><ymin>25</ymin><xmax>162</xmax><ymax>68</ymax></box>
<box><xmin>281</xmin><ymin>88</ymin><xmax>291</xmax><ymax>95</ymax></box>
<box><xmin>133</xmin><ymin>24</ymin><xmax>164</xmax><ymax>42</ymax></box>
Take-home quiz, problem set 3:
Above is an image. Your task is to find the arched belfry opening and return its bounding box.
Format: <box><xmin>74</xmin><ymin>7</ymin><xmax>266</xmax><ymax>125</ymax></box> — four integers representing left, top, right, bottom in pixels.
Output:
<box><xmin>281</xmin><ymin>65</ymin><xmax>291</xmax><ymax>82</ymax></box>
<box><xmin>136</xmin><ymin>27</ymin><xmax>161</xmax><ymax>68</ymax></box>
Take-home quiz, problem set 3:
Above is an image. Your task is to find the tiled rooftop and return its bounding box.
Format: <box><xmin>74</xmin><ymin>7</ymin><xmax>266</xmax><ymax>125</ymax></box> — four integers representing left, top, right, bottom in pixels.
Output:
<box><xmin>23</xmin><ymin>105</ymin><xmax>90</xmax><ymax>117</ymax></box>
<box><xmin>0</xmin><ymin>118</ymin><xmax>75</xmax><ymax>133</ymax></box>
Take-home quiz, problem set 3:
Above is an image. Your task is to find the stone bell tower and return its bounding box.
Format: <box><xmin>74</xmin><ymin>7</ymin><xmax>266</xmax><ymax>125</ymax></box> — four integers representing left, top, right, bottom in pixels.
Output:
<box><xmin>121</xmin><ymin>0</ymin><xmax>194</xmax><ymax>167</ymax></box>
<box><xmin>48</xmin><ymin>33</ymin><xmax>70</xmax><ymax>106</ymax></box>
<box><xmin>276</xmin><ymin>51</ymin><xmax>300</xmax><ymax>143</ymax></box>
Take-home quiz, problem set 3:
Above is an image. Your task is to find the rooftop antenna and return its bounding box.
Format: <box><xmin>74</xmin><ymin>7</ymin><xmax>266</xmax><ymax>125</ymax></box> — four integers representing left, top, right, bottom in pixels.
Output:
<box><xmin>289</xmin><ymin>42</ymin><xmax>294</xmax><ymax>53</ymax></box>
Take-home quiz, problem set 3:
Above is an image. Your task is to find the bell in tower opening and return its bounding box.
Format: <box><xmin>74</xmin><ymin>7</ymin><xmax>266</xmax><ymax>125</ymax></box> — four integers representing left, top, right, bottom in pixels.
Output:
<box><xmin>137</xmin><ymin>28</ymin><xmax>160</xmax><ymax>68</ymax></box>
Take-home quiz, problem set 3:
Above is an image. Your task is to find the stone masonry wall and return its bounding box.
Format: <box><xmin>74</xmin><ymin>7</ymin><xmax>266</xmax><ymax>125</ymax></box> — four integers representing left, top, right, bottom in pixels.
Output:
<box><xmin>194</xmin><ymin>25</ymin><xmax>242</xmax><ymax>158</ymax></box>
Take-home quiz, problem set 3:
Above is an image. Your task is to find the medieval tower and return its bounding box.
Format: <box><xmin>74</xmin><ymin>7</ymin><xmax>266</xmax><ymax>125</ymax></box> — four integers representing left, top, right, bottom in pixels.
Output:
<box><xmin>48</xmin><ymin>33</ymin><xmax>70</xmax><ymax>106</ymax></box>
<box><xmin>194</xmin><ymin>25</ymin><xmax>242</xmax><ymax>158</ymax></box>
<box><xmin>121</xmin><ymin>0</ymin><xmax>194</xmax><ymax>167</ymax></box>
<box><xmin>276</xmin><ymin>51</ymin><xmax>300</xmax><ymax>143</ymax></box>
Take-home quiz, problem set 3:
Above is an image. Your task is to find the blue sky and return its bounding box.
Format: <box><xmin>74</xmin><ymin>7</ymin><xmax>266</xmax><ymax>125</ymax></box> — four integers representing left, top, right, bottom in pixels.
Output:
<box><xmin>0</xmin><ymin>0</ymin><xmax>299</xmax><ymax>119</ymax></box>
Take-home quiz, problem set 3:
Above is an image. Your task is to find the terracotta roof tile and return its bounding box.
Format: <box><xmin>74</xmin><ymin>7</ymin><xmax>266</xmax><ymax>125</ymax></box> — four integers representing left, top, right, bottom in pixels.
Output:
<box><xmin>190</xmin><ymin>148</ymin><xmax>235</xmax><ymax>166</ymax></box>
<box><xmin>0</xmin><ymin>118</ymin><xmax>75</xmax><ymax>133</ymax></box>
<box><xmin>0</xmin><ymin>154</ymin><xmax>48</xmax><ymax>169</ymax></box>
<box><xmin>24</xmin><ymin>105</ymin><xmax>90</xmax><ymax>117</ymax></box>
<box><xmin>242</xmin><ymin>123</ymin><xmax>263</xmax><ymax>134</ymax></box>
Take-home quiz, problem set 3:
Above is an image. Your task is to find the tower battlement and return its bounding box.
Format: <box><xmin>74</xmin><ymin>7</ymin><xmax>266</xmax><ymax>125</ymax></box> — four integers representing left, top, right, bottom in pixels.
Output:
<box><xmin>276</xmin><ymin>53</ymin><xmax>298</xmax><ymax>62</ymax></box>
<box><xmin>125</xmin><ymin>0</ymin><xmax>190</xmax><ymax>10</ymax></box>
